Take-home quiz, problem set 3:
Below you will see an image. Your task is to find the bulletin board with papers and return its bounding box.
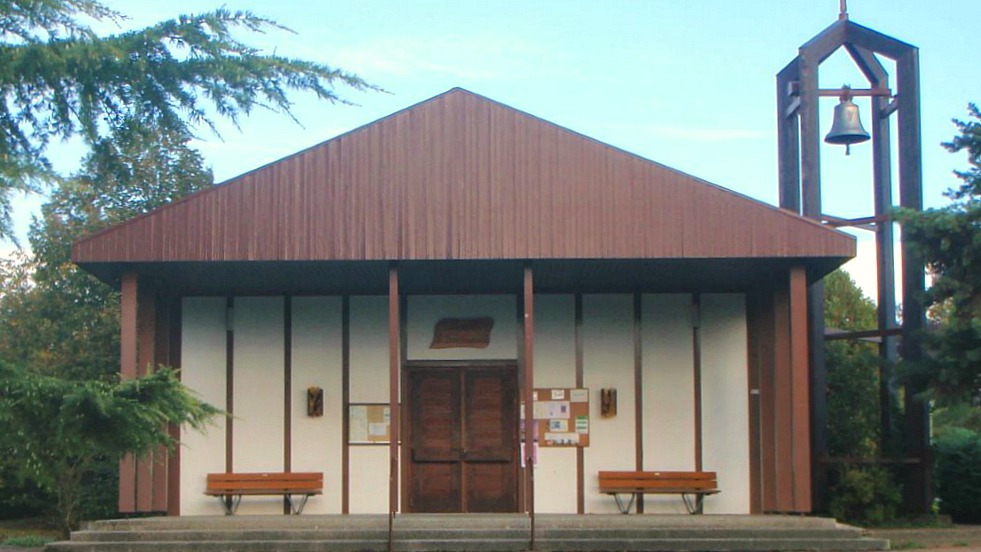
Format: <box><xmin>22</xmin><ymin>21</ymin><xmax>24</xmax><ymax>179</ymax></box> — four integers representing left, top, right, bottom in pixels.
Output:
<box><xmin>348</xmin><ymin>403</ymin><xmax>392</xmax><ymax>444</ymax></box>
<box><xmin>522</xmin><ymin>388</ymin><xmax>590</xmax><ymax>447</ymax></box>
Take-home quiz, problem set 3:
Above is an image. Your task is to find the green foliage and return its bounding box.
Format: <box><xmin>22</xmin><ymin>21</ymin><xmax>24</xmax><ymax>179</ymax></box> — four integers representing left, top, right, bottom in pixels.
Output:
<box><xmin>828</xmin><ymin>465</ymin><xmax>903</xmax><ymax>526</ymax></box>
<box><xmin>0</xmin><ymin>0</ymin><xmax>376</xmax><ymax>238</ymax></box>
<box><xmin>823</xmin><ymin>270</ymin><xmax>883</xmax><ymax>458</ymax></box>
<box><xmin>826</xmin><ymin>341</ymin><xmax>881</xmax><ymax>457</ymax></box>
<box><xmin>0</xmin><ymin>361</ymin><xmax>221</xmax><ymax>536</ymax></box>
<box><xmin>0</xmin><ymin>124</ymin><xmax>213</xmax><ymax>381</ymax></box>
<box><xmin>897</xmin><ymin>103</ymin><xmax>981</xmax><ymax>401</ymax></box>
<box><xmin>932</xmin><ymin>401</ymin><xmax>981</xmax><ymax>441</ymax></box>
<box><xmin>1</xmin><ymin>534</ymin><xmax>55</xmax><ymax>547</ymax></box>
<box><xmin>933</xmin><ymin>429</ymin><xmax>981</xmax><ymax>523</ymax></box>
<box><xmin>822</xmin><ymin>270</ymin><xmax>904</xmax><ymax>524</ymax></box>
<box><xmin>824</xmin><ymin>269</ymin><xmax>878</xmax><ymax>331</ymax></box>
<box><xmin>0</xmin><ymin>477</ymin><xmax>51</xmax><ymax>520</ymax></box>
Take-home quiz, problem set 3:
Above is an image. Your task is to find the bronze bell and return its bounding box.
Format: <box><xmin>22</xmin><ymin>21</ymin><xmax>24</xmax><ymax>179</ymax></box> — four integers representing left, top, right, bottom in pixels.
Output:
<box><xmin>825</xmin><ymin>86</ymin><xmax>870</xmax><ymax>155</ymax></box>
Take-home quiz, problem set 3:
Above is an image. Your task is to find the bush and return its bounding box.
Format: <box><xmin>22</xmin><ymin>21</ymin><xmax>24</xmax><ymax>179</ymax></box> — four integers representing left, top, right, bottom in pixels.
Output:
<box><xmin>828</xmin><ymin>465</ymin><xmax>902</xmax><ymax>526</ymax></box>
<box><xmin>0</xmin><ymin>474</ymin><xmax>52</xmax><ymax>521</ymax></box>
<box><xmin>934</xmin><ymin>429</ymin><xmax>981</xmax><ymax>523</ymax></box>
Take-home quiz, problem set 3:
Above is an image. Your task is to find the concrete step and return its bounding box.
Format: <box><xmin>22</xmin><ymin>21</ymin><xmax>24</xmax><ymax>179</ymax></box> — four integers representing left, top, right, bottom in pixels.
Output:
<box><xmin>46</xmin><ymin>514</ymin><xmax>890</xmax><ymax>552</ymax></box>
<box><xmin>48</xmin><ymin>537</ymin><xmax>890</xmax><ymax>552</ymax></box>
<box><xmin>70</xmin><ymin>526</ymin><xmax>869</xmax><ymax>542</ymax></box>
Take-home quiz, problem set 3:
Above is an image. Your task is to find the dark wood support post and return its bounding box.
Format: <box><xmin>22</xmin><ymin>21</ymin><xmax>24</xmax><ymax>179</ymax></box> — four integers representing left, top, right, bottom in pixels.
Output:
<box><xmin>341</xmin><ymin>296</ymin><xmax>351</xmax><ymax>514</ymax></box>
<box><xmin>119</xmin><ymin>271</ymin><xmax>138</xmax><ymax>513</ymax></box>
<box><xmin>790</xmin><ymin>267</ymin><xmax>813</xmax><ymax>512</ymax></box>
<box><xmin>574</xmin><ymin>294</ymin><xmax>584</xmax><ymax>514</ymax></box>
<box><xmin>164</xmin><ymin>297</ymin><xmax>182</xmax><ymax>516</ymax></box>
<box><xmin>897</xmin><ymin>48</ymin><xmax>930</xmax><ymax>513</ymax></box>
<box><xmin>135</xmin><ymin>287</ymin><xmax>157</xmax><ymax>512</ymax></box>
<box><xmin>523</xmin><ymin>264</ymin><xmax>535</xmax><ymax>549</ymax></box>
<box><xmin>777</xmin><ymin>59</ymin><xmax>801</xmax><ymax>213</ymax></box>
<box><xmin>797</xmin><ymin>49</ymin><xmax>827</xmax><ymax>516</ymax></box>
<box><xmin>633</xmin><ymin>294</ymin><xmax>644</xmax><ymax>513</ymax></box>
<box><xmin>388</xmin><ymin>264</ymin><xmax>400</xmax><ymax>551</ymax></box>
<box><xmin>692</xmin><ymin>294</ymin><xmax>703</xmax><ymax>474</ymax></box>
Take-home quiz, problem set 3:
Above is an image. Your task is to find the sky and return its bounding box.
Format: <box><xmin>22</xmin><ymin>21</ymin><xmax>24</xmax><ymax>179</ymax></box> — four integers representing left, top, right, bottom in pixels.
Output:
<box><xmin>4</xmin><ymin>0</ymin><xmax>980</xmax><ymax>300</ymax></box>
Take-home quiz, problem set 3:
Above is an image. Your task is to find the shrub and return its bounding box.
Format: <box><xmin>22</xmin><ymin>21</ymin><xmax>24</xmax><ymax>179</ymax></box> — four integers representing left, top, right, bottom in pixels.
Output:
<box><xmin>828</xmin><ymin>465</ymin><xmax>902</xmax><ymax>526</ymax></box>
<box><xmin>934</xmin><ymin>429</ymin><xmax>981</xmax><ymax>523</ymax></box>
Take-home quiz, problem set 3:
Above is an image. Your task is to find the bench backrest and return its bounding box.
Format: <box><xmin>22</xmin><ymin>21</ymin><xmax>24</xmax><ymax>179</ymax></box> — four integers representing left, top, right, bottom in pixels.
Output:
<box><xmin>598</xmin><ymin>470</ymin><xmax>718</xmax><ymax>491</ymax></box>
<box><xmin>206</xmin><ymin>472</ymin><xmax>323</xmax><ymax>493</ymax></box>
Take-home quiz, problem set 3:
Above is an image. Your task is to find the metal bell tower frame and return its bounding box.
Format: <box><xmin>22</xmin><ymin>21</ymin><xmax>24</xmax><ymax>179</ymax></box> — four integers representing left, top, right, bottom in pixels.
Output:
<box><xmin>776</xmin><ymin>5</ymin><xmax>930</xmax><ymax>513</ymax></box>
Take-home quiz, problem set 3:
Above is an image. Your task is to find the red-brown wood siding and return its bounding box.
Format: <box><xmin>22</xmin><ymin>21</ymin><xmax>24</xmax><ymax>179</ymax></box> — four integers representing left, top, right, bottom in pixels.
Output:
<box><xmin>789</xmin><ymin>267</ymin><xmax>812</xmax><ymax>511</ymax></box>
<box><xmin>118</xmin><ymin>273</ymin><xmax>138</xmax><ymax>513</ymax></box>
<box><xmin>751</xmin><ymin>272</ymin><xmax>813</xmax><ymax>514</ymax></box>
<box><xmin>746</xmin><ymin>291</ymin><xmax>763</xmax><ymax>514</ymax></box>
<box><xmin>73</xmin><ymin>89</ymin><xmax>853</xmax><ymax>266</ymax></box>
<box><xmin>135</xmin><ymin>289</ymin><xmax>156</xmax><ymax>512</ymax></box>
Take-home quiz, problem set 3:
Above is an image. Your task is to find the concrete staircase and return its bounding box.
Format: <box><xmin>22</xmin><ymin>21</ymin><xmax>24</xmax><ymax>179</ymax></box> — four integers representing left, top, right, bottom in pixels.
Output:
<box><xmin>46</xmin><ymin>514</ymin><xmax>889</xmax><ymax>551</ymax></box>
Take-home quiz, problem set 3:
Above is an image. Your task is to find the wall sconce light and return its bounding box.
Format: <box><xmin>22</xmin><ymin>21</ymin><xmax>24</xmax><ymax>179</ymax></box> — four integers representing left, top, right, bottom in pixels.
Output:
<box><xmin>600</xmin><ymin>388</ymin><xmax>617</xmax><ymax>418</ymax></box>
<box><xmin>307</xmin><ymin>386</ymin><xmax>324</xmax><ymax>417</ymax></box>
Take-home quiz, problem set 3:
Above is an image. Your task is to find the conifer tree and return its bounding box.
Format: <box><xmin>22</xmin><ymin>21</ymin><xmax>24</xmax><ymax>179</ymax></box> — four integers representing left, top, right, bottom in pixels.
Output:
<box><xmin>899</xmin><ymin>104</ymin><xmax>981</xmax><ymax>401</ymax></box>
<box><xmin>0</xmin><ymin>0</ymin><xmax>374</xmax><ymax>238</ymax></box>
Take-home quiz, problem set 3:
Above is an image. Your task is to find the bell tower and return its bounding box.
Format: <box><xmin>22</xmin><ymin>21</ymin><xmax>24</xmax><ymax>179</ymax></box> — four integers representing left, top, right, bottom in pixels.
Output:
<box><xmin>776</xmin><ymin>2</ymin><xmax>929</xmax><ymax>513</ymax></box>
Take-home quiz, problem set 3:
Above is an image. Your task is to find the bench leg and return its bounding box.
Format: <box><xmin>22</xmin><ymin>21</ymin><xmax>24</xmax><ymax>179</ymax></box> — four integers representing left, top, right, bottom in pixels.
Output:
<box><xmin>218</xmin><ymin>495</ymin><xmax>241</xmax><ymax>516</ymax></box>
<box><xmin>612</xmin><ymin>493</ymin><xmax>636</xmax><ymax>514</ymax></box>
<box><xmin>681</xmin><ymin>493</ymin><xmax>704</xmax><ymax>515</ymax></box>
<box><xmin>286</xmin><ymin>494</ymin><xmax>310</xmax><ymax>515</ymax></box>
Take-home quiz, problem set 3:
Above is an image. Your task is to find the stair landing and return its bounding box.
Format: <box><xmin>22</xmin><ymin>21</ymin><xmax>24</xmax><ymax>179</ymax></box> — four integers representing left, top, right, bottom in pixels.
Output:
<box><xmin>47</xmin><ymin>513</ymin><xmax>890</xmax><ymax>551</ymax></box>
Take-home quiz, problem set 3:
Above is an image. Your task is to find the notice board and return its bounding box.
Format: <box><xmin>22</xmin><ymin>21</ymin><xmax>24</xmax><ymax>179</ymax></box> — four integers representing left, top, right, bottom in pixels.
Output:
<box><xmin>522</xmin><ymin>388</ymin><xmax>590</xmax><ymax>447</ymax></box>
<box><xmin>348</xmin><ymin>403</ymin><xmax>392</xmax><ymax>444</ymax></box>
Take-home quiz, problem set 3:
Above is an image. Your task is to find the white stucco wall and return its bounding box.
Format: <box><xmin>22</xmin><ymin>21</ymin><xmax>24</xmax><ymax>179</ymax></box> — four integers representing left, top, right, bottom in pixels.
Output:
<box><xmin>349</xmin><ymin>296</ymin><xmax>389</xmax><ymax>403</ymax></box>
<box><xmin>532</xmin><ymin>294</ymin><xmax>578</xmax><ymax>513</ymax></box>
<box><xmin>231</xmin><ymin>297</ymin><xmax>286</xmax><ymax>514</ymax></box>
<box><xmin>180</xmin><ymin>297</ymin><xmax>228</xmax><ymax>516</ymax></box>
<box><xmin>641</xmin><ymin>294</ymin><xmax>697</xmax><ymax>514</ymax></box>
<box><xmin>290</xmin><ymin>296</ymin><xmax>343</xmax><ymax>514</ymax></box>
<box><xmin>348</xmin><ymin>296</ymin><xmax>390</xmax><ymax>512</ymax></box>
<box><xmin>406</xmin><ymin>295</ymin><xmax>517</xmax><ymax>360</ymax></box>
<box><xmin>582</xmin><ymin>294</ymin><xmax>636</xmax><ymax>514</ymax></box>
<box><xmin>177</xmin><ymin>291</ymin><xmax>750</xmax><ymax>516</ymax></box>
<box><xmin>700</xmin><ymin>294</ymin><xmax>750</xmax><ymax>514</ymax></box>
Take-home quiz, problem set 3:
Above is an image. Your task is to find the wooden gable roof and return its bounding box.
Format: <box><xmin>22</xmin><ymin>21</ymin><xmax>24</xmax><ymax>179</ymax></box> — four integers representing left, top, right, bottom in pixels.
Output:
<box><xmin>73</xmin><ymin>88</ymin><xmax>853</xmax><ymax>269</ymax></box>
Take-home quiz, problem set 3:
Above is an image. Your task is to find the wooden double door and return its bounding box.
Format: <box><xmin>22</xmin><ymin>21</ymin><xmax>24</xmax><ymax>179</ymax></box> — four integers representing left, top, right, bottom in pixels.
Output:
<box><xmin>405</xmin><ymin>364</ymin><xmax>518</xmax><ymax>513</ymax></box>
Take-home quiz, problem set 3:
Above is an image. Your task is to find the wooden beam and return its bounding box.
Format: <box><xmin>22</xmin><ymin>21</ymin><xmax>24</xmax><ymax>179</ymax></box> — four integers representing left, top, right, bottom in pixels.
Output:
<box><xmin>777</xmin><ymin>59</ymin><xmax>802</xmax><ymax>213</ymax></box>
<box><xmin>388</xmin><ymin>265</ymin><xmax>400</xmax><ymax>521</ymax></box>
<box><xmin>575</xmin><ymin>294</ymin><xmax>584</xmax><ymax>514</ymax></box>
<box><xmin>118</xmin><ymin>272</ymin><xmax>138</xmax><ymax>513</ymax></box>
<box><xmin>745</xmin><ymin>291</ymin><xmax>763</xmax><ymax>514</ymax></box>
<box><xmin>225</xmin><ymin>296</ymin><xmax>234</xmax><ymax>473</ymax></box>
<box><xmin>523</xmin><ymin>265</ymin><xmax>535</xmax><ymax>547</ymax></box>
<box><xmin>136</xmin><ymin>288</ymin><xmax>156</xmax><ymax>512</ymax></box>
<box><xmin>772</xmin><ymin>285</ymin><xmax>794</xmax><ymax>512</ymax></box>
<box><xmin>790</xmin><ymin>267</ymin><xmax>813</xmax><ymax>512</ymax></box>
<box><xmin>633</xmin><ymin>293</ymin><xmax>644</xmax><ymax>513</ymax></box>
<box><xmin>283</xmin><ymin>296</ymin><xmax>293</xmax><ymax>515</ymax></box>
<box><xmin>897</xmin><ymin>47</ymin><xmax>931</xmax><ymax>513</ymax></box>
<box><xmin>165</xmin><ymin>297</ymin><xmax>183</xmax><ymax>516</ymax></box>
<box><xmin>341</xmin><ymin>296</ymin><xmax>350</xmax><ymax>514</ymax></box>
<box><xmin>692</xmin><ymin>294</ymin><xmax>703</xmax><ymax>473</ymax></box>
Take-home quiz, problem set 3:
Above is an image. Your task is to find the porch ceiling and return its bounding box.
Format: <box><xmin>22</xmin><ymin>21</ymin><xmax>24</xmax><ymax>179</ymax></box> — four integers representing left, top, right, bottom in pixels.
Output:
<box><xmin>89</xmin><ymin>256</ymin><xmax>845</xmax><ymax>296</ymax></box>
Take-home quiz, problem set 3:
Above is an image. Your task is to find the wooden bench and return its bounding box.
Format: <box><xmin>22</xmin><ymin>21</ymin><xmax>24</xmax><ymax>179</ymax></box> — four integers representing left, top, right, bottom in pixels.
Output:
<box><xmin>599</xmin><ymin>471</ymin><xmax>719</xmax><ymax>514</ymax></box>
<box><xmin>205</xmin><ymin>472</ymin><xmax>323</xmax><ymax>515</ymax></box>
